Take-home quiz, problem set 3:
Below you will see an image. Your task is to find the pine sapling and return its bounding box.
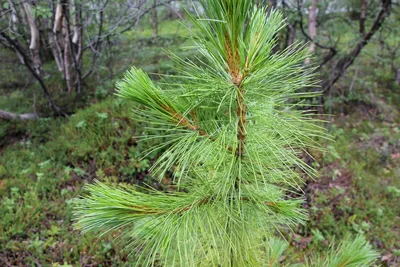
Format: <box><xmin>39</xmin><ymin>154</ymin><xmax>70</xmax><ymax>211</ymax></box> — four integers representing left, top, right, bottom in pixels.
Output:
<box><xmin>73</xmin><ymin>1</ymin><xmax>377</xmax><ymax>266</ymax></box>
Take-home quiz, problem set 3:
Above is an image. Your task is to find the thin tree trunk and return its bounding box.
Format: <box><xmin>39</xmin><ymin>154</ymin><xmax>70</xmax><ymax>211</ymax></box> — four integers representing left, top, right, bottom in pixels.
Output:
<box><xmin>360</xmin><ymin>0</ymin><xmax>368</xmax><ymax>36</ymax></box>
<box><xmin>53</xmin><ymin>4</ymin><xmax>63</xmax><ymax>33</ymax></box>
<box><xmin>53</xmin><ymin>3</ymin><xmax>66</xmax><ymax>78</ymax></box>
<box><xmin>71</xmin><ymin>0</ymin><xmax>80</xmax><ymax>44</ymax></box>
<box><xmin>9</xmin><ymin>0</ymin><xmax>19</xmax><ymax>32</ymax></box>
<box><xmin>151</xmin><ymin>0</ymin><xmax>158</xmax><ymax>39</ymax></box>
<box><xmin>23</xmin><ymin>1</ymin><xmax>42</xmax><ymax>76</ymax></box>
<box><xmin>53</xmin><ymin>1</ymin><xmax>72</xmax><ymax>89</ymax></box>
<box><xmin>61</xmin><ymin>0</ymin><xmax>83</xmax><ymax>94</ymax></box>
<box><xmin>63</xmin><ymin>19</ymin><xmax>73</xmax><ymax>93</ymax></box>
<box><xmin>296</xmin><ymin>0</ymin><xmax>337</xmax><ymax>68</ymax></box>
<box><xmin>287</xmin><ymin>21</ymin><xmax>297</xmax><ymax>47</ymax></box>
<box><xmin>49</xmin><ymin>32</ymin><xmax>64</xmax><ymax>72</ymax></box>
<box><xmin>60</xmin><ymin>1</ymin><xmax>73</xmax><ymax>92</ymax></box>
<box><xmin>282</xmin><ymin>0</ymin><xmax>297</xmax><ymax>49</ymax></box>
<box><xmin>305</xmin><ymin>0</ymin><xmax>317</xmax><ymax>64</ymax></box>
<box><xmin>72</xmin><ymin>0</ymin><xmax>83</xmax><ymax>95</ymax></box>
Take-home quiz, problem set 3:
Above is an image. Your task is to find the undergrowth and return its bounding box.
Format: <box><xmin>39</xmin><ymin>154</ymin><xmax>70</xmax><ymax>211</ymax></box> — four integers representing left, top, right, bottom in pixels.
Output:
<box><xmin>0</xmin><ymin>15</ymin><xmax>399</xmax><ymax>267</ymax></box>
<box><xmin>0</xmin><ymin>98</ymin><xmax>169</xmax><ymax>265</ymax></box>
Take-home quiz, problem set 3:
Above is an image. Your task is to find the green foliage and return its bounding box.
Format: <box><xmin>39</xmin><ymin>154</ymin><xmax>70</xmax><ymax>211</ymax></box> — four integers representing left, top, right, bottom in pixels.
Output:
<box><xmin>264</xmin><ymin>235</ymin><xmax>378</xmax><ymax>267</ymax></box>
<box><xmin>1</xmin><ymin>1</ymin><xmax>398</xmax><ymax>265</ymax></box>
<box><xmin>294</xmin><ymin>112</ymin><xmax>400</xmax><ymax>265</ymax></box>
<box><xmin>306</xmin><ymin>235</ymin><xmax>378</xmax><ymax>267</ymax></box>
<box><xmin>265</xmin><ymin>237</ymin><xmax>289</xmax><ymax>267</ymax></box>
<box><xmin>0</xmin><ymin>98</ymin><xmax>162</xmax><ymax>265</ymax></box>
<box><xmin>74</xmin><ymin>1</ymin><xmax>329</xmax><ymax>266</ymax></box>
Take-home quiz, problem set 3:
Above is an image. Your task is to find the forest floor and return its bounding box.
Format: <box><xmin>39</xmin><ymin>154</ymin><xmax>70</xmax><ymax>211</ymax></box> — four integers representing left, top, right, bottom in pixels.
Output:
<box><xmin>0</xmin><ymin>21</ymin><xmax>400</xmax><ymax>266</ymax></box>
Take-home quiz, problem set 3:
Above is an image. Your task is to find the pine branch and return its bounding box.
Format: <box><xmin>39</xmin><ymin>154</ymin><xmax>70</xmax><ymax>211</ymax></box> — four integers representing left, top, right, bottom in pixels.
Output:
<box><xmin>116</xmin><ymin>68</ymin><xmax>234</xmax><ymax>153</ymax></box>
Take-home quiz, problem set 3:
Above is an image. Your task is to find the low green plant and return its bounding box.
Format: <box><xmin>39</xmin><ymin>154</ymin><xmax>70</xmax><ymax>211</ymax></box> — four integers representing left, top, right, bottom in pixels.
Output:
<box><xmin>305</xmin><ymin>235</ymin><xmax>378</xmax><ymax>267</ymax></box>
<box><xmin>0</xmin><ymin>98</ymin><xmax>161</xmax><ymax>264</ymax></box>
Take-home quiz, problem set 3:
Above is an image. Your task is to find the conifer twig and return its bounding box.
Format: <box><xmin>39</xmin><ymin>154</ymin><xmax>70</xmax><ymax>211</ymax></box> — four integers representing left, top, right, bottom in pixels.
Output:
<box><xmin>162</xmin><ymin>104</ymin><xmax>234</xmax><ymax>151</ymax></box>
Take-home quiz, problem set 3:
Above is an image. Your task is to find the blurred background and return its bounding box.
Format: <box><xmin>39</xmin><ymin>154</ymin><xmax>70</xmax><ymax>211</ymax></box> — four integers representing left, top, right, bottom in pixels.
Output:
<box><xmin>0</xmin><ymin>0</ymin><xmax>399</xmax><ymax>266</ymax></box>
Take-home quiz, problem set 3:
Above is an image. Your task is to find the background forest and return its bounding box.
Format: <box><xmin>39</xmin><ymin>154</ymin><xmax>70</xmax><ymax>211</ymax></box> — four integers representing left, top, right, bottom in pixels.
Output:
<box><xmin>0</xmin><ymin>0</ymin><xmax>399</xmax><ymax>266</ymax></box>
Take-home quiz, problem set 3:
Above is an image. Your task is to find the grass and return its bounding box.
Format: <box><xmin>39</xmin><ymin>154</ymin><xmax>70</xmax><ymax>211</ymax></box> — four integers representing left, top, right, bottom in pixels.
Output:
<box><xmin>290</xmin><ymin>110</ymin><xmax>400</xmax><ymax>263</ymax></box>
<box><xmin>134</xmin><ymin>19</ymin><xmax>193</xmax><ymax>39</ymax></box>
<box><xmin>287</xmin><ymin>61</ymin><xmax>400</xmax><ymax>265</ymax></box>
<box><xmin>0</xmin><ymin>97</ymin><xmax>170</xmax><ymax>265</ymax></box>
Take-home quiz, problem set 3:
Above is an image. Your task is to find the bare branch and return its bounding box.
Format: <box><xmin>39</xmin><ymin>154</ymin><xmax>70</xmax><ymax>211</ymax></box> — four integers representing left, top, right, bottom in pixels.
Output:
<box><xmin>0</xmin><ymin>110</ymin><xmax>38</xmax><ymax>121</ymax></box>
<box><xmin>0</xmin><ymin>31</ymin><xmax>66</xmax><ymax>116</ymax></box>
<box><xmin>82</xmin><ymin>0</ymin><xmax>109</xmax><ymax>80</ymax></box>
<box><xmin>322</xmin><ymin>0</ymin><xmax>392</xmax><ymax>93</ymax></box>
